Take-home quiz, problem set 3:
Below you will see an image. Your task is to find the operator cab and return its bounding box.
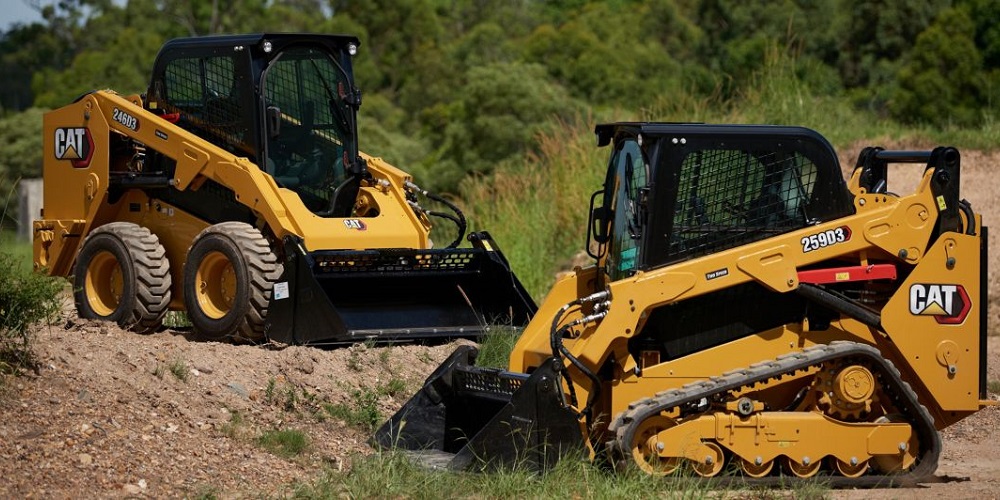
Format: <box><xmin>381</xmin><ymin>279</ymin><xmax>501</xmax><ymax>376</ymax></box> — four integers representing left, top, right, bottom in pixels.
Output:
<box><xmin>146</xmin><ymin>33</ymin><xmax>363</xmax><ymax>217</ymax></box>
<box><xmin>590</xmin><ymin>123</ymin><xmax>855</xmax><ymax>281</ymax></box>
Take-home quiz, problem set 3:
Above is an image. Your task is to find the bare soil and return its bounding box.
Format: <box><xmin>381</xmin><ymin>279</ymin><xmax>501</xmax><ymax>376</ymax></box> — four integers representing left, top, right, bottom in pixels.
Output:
<box><xmin>2</xmin><ymin>145</ymin><xmax>999</xmax><ymax>498</ymax></box>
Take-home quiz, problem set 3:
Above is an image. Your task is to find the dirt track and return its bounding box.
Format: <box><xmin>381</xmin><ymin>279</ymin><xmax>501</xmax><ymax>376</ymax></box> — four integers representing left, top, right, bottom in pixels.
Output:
<box><xmin>2</xmin><ymin>145</ymin><xmax>999</xmax><ymax>498</ymax></box>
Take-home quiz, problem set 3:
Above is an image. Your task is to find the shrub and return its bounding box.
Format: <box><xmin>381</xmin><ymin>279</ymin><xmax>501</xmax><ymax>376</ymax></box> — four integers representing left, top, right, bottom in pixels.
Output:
<box><xmin>0</xmin><ymin>252</ymin><xmax>62</xmax><ymax>375</ymax></box>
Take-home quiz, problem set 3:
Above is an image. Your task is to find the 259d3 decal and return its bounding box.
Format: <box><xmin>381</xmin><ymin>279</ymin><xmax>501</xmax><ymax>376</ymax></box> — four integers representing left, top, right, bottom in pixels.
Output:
<box><xmin>801</xmin><ymin>225</ymin><xmax>851</xmax><ymax>253</ymax></box>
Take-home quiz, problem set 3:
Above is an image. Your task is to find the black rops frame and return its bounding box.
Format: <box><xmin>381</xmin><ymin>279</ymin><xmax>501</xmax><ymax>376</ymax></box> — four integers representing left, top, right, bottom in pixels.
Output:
<box><xmin>593</xmin><ymin>123</ymin><xmax>854</xmax><ymax>273</ymax></box>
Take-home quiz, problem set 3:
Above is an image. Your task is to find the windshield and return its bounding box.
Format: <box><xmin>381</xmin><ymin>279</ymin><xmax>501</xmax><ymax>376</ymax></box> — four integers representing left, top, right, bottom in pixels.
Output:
<box><xmin>263</xmin><ymin>45</ymin><xmax>356</xmax><ymax>214</ymax></box>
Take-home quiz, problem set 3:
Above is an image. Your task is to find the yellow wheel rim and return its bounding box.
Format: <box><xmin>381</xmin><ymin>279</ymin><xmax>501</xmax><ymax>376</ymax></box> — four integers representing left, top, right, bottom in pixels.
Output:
<box><xmin>195</xmin><ymin>251</ymin><xmax>236</xmax><ymax>320</ymax></box>
<box><xmin>85</xmin><ymin>250</ymin><xmax>123</xmax><ymax>316</ymax></box>
<box><xmin>631</xmin><ymin>415</ymin><xmax>681</xmax><ymax>476</ymax></box>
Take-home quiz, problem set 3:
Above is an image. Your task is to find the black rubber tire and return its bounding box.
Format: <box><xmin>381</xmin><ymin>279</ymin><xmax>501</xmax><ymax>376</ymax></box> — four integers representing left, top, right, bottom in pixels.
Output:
<box><xmin>182</xmin><ymin>222</ymin><xmax>282</xmax><ymax>343</ymax></box>
<box><xmin>73</xmin><ymin>222</ymin><xmax>172</xmax><ymax>334</ymax></box>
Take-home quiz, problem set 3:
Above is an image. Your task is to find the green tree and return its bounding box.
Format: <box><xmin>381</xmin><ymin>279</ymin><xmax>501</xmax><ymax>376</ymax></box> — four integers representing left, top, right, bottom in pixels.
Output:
<box><xmin>420</xmin><ymin>61</ymin><xmax>579</xmax><ymax>193</ymax></box>
<box><xmin>522</xmin><ymin>1</ymin><xmax>700</xmax><ymax>107</ymax></box>
<box><xmin>32</xmin><ymin>27</ymin><xmax>164</xmax><ymax>107</ymax></box>
<box><xmin>890</xmin><ymin>7</ymin><xmax>986</xmax><ymax>125</ymax></box>
<box><xmin>837</xmin><ymin>0</ymin><xmax>950</xmax><ymax>110</ymax></box>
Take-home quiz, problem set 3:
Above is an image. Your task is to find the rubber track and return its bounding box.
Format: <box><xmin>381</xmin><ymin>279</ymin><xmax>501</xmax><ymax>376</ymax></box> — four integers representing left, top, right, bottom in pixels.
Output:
<box><xmin>86</xmin><ymin>222</ymin><xmax>172</xmax><ymax>333</ymax></box>
<box><xmin>206</xmin><ymin>222</ymin><xmax>282</xmax><ymax>342</ymax></box>
<box><xmin>607</xmin><ymin>341</ymin><xmax>941</xmax><ymax>487</ymax></box>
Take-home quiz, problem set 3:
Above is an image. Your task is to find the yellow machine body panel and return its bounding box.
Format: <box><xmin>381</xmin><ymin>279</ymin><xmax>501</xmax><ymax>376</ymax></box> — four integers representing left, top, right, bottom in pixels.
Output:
<box><xmin>37</xmin><ymin>91</ymin><xmax>432</xmax><ymax>268</ymax></box>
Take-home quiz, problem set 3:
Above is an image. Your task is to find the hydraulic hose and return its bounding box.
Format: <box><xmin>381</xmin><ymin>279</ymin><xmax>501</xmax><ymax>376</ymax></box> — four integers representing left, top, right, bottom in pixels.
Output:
<box><xmin>405</xmin><ymin>181</ymin><xmax>468</xmax><ymax>248</ymax></box>
<box><xmin>959</xmin><ymin>199</ymin><xmax>977</xmax><ymax>236</ymax></box>
<box><xmin>548</xmin><ymin>291</ymin><xmax>610</xmax><ymax>424</ymax></box>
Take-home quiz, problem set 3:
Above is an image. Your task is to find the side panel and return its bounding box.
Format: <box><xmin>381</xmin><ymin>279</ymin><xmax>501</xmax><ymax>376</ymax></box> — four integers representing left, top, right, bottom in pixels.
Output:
<box><xmin>37</xmin><ymin>97</ymin><xmax>116</xmax><ymax>276</ymax></box>
<box><xmin>881</xmin><ymin>233</ymin><xmax>983</xmax><ymax>413</ymax></box>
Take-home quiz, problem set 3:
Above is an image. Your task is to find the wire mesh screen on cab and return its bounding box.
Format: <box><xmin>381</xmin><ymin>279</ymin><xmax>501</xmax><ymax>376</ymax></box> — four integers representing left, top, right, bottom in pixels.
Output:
<box><xmin>669</xmin><ymin>149</ymin><xmax>818</xmax><ymax>260</ymax></box>
<box><xmin>162</xmin><ymin>55</ymin><xmax>251</xmax><ymax>157</ymax></box>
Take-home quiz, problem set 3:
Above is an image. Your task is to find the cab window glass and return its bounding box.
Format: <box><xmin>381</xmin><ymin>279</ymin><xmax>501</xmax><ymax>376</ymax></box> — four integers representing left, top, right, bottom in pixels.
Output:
<box><xmin>607</xmin><ymin>139</ymin><xmax>647</xmax><ymax>281</ymax></box>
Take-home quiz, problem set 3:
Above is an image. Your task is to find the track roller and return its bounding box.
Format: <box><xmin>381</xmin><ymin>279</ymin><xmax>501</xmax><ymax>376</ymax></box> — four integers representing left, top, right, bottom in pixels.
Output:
<box><xmin>782</xmin><ymin>456</ymin><xmax>822</xmax><ymax>478</ymax></box>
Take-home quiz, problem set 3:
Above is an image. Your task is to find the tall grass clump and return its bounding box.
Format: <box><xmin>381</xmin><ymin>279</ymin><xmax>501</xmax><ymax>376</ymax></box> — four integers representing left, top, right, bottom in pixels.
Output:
<box><xmin>475</xmin><ymin>326</ymin><xmax>521</xmax><ymax>368</ymax></box>
<box><xmin>257</xmin><ymin>428</ymin><xmax>310</xmax><ymax>458</ymax></box>
<box><xmin>461</xmin><ymin>117</ymin><xmax>607</xmax><ymax>300</ymax></box>
<box><xmin>0</xmin><ymin>251</ymin><xmax>62</xmax><ymax>375</ymax></box>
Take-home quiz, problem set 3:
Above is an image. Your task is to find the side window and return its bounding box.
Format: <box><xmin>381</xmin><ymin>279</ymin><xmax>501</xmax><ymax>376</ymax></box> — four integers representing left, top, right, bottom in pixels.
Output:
<box><xmin>669</xmin><ymin>149</ymin><xmax>817</xmax><ymax>260</ymax></box>
<box><xmin>163</xmin><ymin>56</ymin><xmax>248</xmax><ymax>155</ymax></box>
<box><xmin>607</xmin><ymin>139</ymin><xmax>648</xmax><ymax>281</ymax></box>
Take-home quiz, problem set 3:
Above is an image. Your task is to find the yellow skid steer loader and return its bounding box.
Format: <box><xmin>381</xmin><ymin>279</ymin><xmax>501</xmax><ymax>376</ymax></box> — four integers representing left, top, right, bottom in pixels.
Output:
<box><xmin>34</xmin><ymin>34</ymin><xmax>535</xmax><ymax>344</ymax></box>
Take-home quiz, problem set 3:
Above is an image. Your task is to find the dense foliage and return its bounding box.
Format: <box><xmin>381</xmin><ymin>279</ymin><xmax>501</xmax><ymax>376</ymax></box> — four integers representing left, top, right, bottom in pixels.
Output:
<box><xmin>0</xmin><ymin>0</ymin><xmax>996</xmax><ymax>297</ymax></box>
<box><xmin>2</xmin><ymin>0</ymin><xmax>997</xmax><ymax>192</ymax></box>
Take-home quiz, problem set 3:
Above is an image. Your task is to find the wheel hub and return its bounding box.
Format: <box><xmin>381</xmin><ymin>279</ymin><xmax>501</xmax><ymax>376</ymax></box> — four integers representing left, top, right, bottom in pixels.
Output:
<box><xmin>85</xmin><ymin>250</ymin><xmax>124</xmax><ymax>316</ymax></box>
<box><xmin>195</xmin><ymin>251</ymin><xmax>237</xmax><ymax>320</ymax></box>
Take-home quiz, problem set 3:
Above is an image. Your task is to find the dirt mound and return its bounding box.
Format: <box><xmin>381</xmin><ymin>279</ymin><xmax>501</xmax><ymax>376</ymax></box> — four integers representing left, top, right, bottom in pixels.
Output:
<box><xmin>0</xmin><ymin>318</ymin><xmax>470</xmax><ymax>497</ymax></box>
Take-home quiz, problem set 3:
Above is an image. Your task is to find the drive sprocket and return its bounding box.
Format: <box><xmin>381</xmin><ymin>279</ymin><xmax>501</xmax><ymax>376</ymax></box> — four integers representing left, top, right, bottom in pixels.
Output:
<box><xmin>813</xmin><ymin>360</ymin><xmax>878</xmax><ymax>420</ymax></box>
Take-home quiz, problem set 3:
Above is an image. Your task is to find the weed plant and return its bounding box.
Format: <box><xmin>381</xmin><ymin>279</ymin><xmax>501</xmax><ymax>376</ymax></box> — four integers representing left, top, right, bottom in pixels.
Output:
<box><xmin>0</xmin><ymin>251</ymin><xmax>62</xmax><ymax>376</ymax></box>
<box><xmin>475</xmin><ymin>327</ymin><xmax>522</xmax><ymax>368</ymax></box>
<box><xmin>323</xmin><ymin>379</ymin><xmax>407</xmax><ymax>431</ymax></box>
<box><xmin>257</xmin><ymin>428</ymin><xmax>310</xmax><ymax>458</ymax></box>
<box><xmin>168</xmin><ymin>359</ymin><xmax>189</xmax><ymax>382</ymax></box>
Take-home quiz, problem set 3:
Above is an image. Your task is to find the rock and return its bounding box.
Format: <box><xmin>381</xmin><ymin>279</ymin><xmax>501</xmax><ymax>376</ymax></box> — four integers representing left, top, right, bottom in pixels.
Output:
<box><xmin>123</xmin><ymin>484</ymin><xmax>141</xmax><ymax>495</ymax></box>
<box><xmin>78</xmin><ymin>453</ymin><xmax>92</xmax><ymax>465</ymax></box>
<box><xmin>226</xmin><ymin>382</ymin><xmax>249</xmax><ymax>399</ymax></box>
<box><xmin>194</xmin><ymin>364</ymin><xmax>214</xmax><ymax>374</ymax></box>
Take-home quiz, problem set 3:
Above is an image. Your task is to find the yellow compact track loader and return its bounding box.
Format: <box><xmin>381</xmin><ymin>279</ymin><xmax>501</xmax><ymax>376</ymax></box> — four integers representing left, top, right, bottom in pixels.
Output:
<box><xmin>34</xmin><ymin>34</ymin><xmax>534</xmax><ymax>344</ymax></box>
<box><xmin>376</xmin><ymin>123</ymin><xmax>992</xmax><ymax>485</ymax></box>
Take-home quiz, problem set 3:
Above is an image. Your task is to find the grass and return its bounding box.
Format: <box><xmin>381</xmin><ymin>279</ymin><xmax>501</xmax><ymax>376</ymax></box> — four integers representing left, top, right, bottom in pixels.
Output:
<box><xmin>323</xmin><ymin>379</ymin><xmax>407</xmax><ymax>432</ymax></box>
<box><xmin>257</xmin><ymin>428</ymin><xmax>310</xmax><ymax>458</ymax></box>
<box><xmin>219</xmin><ymin>410</ymin><xmax>247</xmax><ymax>439</ymax></box>
<box><xmin>475</xmin><ymin>326</ymin><xmax>522</xmax><ymax>368</ymax></box>
<box><xmin>0</xmin><ymin>247</ymin><xmax>62</xmax><ymax>376</ymax></box>
<box><xmin>0</xmin><ymin>231</ymin><xmax>33</xmax><ymax>272</ymax></box>
<box><xmin>293</xmin><ymin>449</ymin><xmax>834</xmax><ymax>499</ymax></box>
<box><xmin>461</xmin><ymin>116</ymin><xmax>606</xmax><ymax>300</ymax></box>
<box><xmin>989</xmin><ymin>380</ymin><xmax>1000</xmax><ymax>394</ymax></box>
